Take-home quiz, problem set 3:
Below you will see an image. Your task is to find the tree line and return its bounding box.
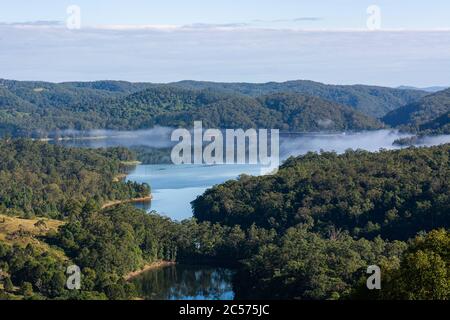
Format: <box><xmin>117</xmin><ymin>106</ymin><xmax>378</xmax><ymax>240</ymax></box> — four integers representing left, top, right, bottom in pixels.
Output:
<box><xmin>1</xmin><ymin>141</ymin><xmax>448</xmax><ymax>300</ymax></box>
<box><xmin>192</xmin><ymin>144</ymin><xmax>450</xmax><ymax>299</ymax></box>
<box><xmin>0</xmin><ymin>139</ymin><xmax>150</xmax><ymax>219</ymax></box>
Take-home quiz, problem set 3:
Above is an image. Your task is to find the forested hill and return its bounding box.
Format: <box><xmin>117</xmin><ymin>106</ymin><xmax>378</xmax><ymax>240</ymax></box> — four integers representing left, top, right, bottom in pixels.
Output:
<box><xmin>1</xmin><ymin>79</ymin><xmax>425</xmax><ymax>119</ymax></box>
<box><xmin>0</xmin><ymin>139</ymin><xmax>448</xmax><ymax>300</ymax></box>
<box><xmin>105</xmin><ymin>89</ymin><xmax>384</xmax><ymax>131</ymax></box>
<box><xmin>419</xmin><ymin>111</ymin><xmax>450</xmax><ymax>134</ymax></box>
<box><xmin>0</xmin><ymin>80</ymin><xmax>384</xmax><ymax>136</ymax></box>
<box><xmin>172</xmin><ymin>80</ymin><xmax>427</xmax><ymax>117</ymax></box>
<box><xmin>191</xmin><ymin>143</ymin><xmax>450</xmax><ymax>300</ymax></box>
<box><xmin>0</xmin><ymin>139</ymin><xmax>149</xmax><ymax>219</ymax></box>
<box><xmin>257</xmin><ymin>93</ymin><xmax>383</xmax><ymax>131</ymax></box>
<box><xmin>383</xmin><ymin>88</ymin><xmax>450</xmax><ymax>134</ymax></box>
<box><xmin>192</xmin><ymin>144</ymin><xmax>450</xmax><ymax>240</ymax></box>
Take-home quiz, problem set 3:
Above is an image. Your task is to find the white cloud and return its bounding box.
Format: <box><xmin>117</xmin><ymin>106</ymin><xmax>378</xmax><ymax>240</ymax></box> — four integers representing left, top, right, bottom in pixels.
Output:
<box><xmin>0</xmin><ymin>25</ymin><xmax>449</xmax><ymax>87</ymax></box>
<box><xmin>94</xmin><ymin>24</ymin><xmax>180</xmax><ymax>31</ymax></box>
<box><xmin>0</xmin><ymin>20</ymin><xmax>63</xmax><ymax>28</ymax></box>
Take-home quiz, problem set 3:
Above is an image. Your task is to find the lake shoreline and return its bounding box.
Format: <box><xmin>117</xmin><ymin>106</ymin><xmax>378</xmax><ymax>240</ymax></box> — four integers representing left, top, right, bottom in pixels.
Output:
<box><xmin>125</xmin><ymin>261</ymin><xmax>176</xmax><ymax>280</ymax></box>
<box><xmin>102</xmin><ymin>195</ymin><xmax>152</xmax><ymax>209</ymax></box>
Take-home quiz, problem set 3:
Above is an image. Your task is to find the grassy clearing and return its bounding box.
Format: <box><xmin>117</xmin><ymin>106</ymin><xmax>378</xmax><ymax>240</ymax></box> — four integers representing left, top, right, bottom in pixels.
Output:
<box><xmin>113</xmin><ymin>173</ymin><xmax>127</xmax><ymax>182</ymax></box>
<box><xmin>0</xmin><ymin>214</ymin><xmax>67</xmax><ymax>260</ymax></box>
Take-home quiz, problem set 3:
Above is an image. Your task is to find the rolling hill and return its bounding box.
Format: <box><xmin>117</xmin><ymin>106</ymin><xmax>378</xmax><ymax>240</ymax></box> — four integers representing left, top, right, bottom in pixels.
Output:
<box><xmin>419</xmin><ymin>111</ymin><xmax>450</xmax><ymax>134</ymax></box>
<box><xmin>0</xmin><ymin>80</ymin><xmax>386</xmax><ymax>136</ymax></box>
<box><xmin>172</xmin><ymin>80</ymin><xmax>427</xmax><ymax>117</ymax></box>
<box><xmin>383</xmin><ymin>88</ymin><xmax>450</xmax><ymax>133</ymax></box>
<box><xmin>94</xmin><ymin>87</ymin><xmax>384</xmax><ymax>131</ymax></box>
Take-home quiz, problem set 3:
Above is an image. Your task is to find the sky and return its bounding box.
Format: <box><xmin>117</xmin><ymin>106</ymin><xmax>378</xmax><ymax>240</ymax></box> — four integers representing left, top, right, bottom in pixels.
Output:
<box><xmin>0</xmin><ymin>0</ymin><xmax>449</xmax><ymax>87</ymax></box>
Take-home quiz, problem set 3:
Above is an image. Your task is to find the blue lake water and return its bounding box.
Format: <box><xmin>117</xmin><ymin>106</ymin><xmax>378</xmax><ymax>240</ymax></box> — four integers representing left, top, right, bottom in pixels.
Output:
<box><xmin>55</xmin><ymin>129</ymin><xmax>450</xmax><ymax>300</ymax></box>
<box><xmin>126</xmin><ymin>164</ymin><xmax>262</xmax><ymax>221</ymax></box>
<box><xmin>124</xmin><ymin>130</ymin><xmax>450</xmax><ymax>220</ymax></box>
<box><xmin>56</xmin><ymin>129</ymin><xmax>450</xmax><ymax>221</ymax></box>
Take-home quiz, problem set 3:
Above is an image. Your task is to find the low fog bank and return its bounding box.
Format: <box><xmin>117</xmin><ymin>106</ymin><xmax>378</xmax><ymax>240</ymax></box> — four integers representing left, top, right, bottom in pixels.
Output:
<box><xmin>54</xmin><ymin>127</ymin><xmax>174</xmax><ymax>149</ymax></box>
<box><xmin>279</xmin><ymin>130</ymin><xmax>450</xmax><ymax>160</ymax></box>
<box><xmin>54</xmin><ymin>128</ymin><xmax>450</xmax><ymax>161</ymax></box>
<box><xmin>414</xmin><ymin>135</ymin><xmax>450</xmax><ymax>147</ymax></box>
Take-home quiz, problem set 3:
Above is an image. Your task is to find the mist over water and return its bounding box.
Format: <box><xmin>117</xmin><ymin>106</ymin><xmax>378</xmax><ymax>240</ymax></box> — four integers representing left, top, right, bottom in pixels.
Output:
<box><xmin>413</xmin><ymin>134</ymin><xmax>450</xmax><ymax>147</ymax></box>
<box><xmin>54</xmin><ymin>127</ymin><xmax>174</xmax><ymax>148</ymax></box>
<box><xmin>56</xmin><ymin>128</ymin><xmax>450</xmax><ymax>220</ymax></box>
<box><xmin>279</xmin><ymin>130</ymin><xmax>414</xmax><ymax>159</ymax></box>
<box><xmin>57</xmin><ymin>128</ymin><xmax>450</xmax><ymax>161</ymax></box>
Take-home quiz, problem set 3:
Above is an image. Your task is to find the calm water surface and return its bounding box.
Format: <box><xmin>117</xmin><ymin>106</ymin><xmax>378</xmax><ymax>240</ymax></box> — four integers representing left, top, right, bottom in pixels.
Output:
<box><xmin>126</xmin><ymin>164</ymin><xmax>262</xmax><ymax>220</ymax></box>
<box><xmin>131</xmin><ymin>264</ymin><xmax>235</xmax><ymax>300</ymax></box>
<box><xmin>55</xmin><ymin>129</ymin><xmax>450</xmax><ymax>300</ymax></box>
<box><xmin>124</xmin><ymin>130</ymin><xmax>450</xmax><ymax>220</ymax></box>
<box><xmin>56</xmin><ymin>129</ymin><xmax>450</xmax><ymax>221</ymax></box>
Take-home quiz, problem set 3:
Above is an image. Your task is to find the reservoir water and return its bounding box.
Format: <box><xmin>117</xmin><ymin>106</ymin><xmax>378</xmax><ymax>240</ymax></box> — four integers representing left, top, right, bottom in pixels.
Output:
<box><xmin>55</xmin><ymin>129</ymin><xmax>450</xmax><ymax>300</ymax></box>
<box><xmin>131</xmin><ymin>264</ymin><xmax>235</xmax><ymax>300</ymax></box>
<box><xmin>124</xmin><ymin>130</ymin><xmax>450</xmax><ymax>221</ymax></box>
<box><xmin>57</xmin><ymin>129</ymin><xmax>450</xmax><ymax>221</ymax></box>
<box><xmin>126</xmin><ymin>164</ymin><xmax>262</xmax><ymax>220</ymax></box>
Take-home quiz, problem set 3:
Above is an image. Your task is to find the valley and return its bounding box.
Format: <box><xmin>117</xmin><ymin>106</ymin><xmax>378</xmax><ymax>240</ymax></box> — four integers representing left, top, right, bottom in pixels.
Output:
<box><xmin>0</xmin><ymin>79</ymin><xmax>449</xmax><ymax>301</ymax></box>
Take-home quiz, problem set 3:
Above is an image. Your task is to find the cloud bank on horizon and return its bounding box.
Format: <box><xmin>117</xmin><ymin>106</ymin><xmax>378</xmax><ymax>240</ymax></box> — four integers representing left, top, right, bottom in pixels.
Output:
<box><xmin>1</xmin><ymin>0</ymin><xmax>449</xmax><ymax>87</ymax></box>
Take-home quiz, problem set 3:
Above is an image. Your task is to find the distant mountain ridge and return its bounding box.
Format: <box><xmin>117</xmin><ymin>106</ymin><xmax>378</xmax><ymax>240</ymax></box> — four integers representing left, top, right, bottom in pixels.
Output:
<box><xmin>1</xmin><ymin>78</ymin><xmax>426</xmax><ymax>117</ymax></box>
<box><xmin>397</xmin><ymin>85</ymin><xmax>449</xmax><ymax>93</ymax></box>
<box><xmin>0</xmin><ymin>78</ymin><xmax>427</xmax><ymax>137</ymax></box>
<box><xmin>171</xmin><ymin>80</ymin><xmax>427</xmax><ymax>118</ymax></box>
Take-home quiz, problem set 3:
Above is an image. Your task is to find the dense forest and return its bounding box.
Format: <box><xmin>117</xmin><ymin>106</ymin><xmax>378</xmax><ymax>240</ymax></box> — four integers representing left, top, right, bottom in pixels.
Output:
<box><xmin>0</xmin><ymin>205</ymin><xmax>182</xmax><ymax>300</ymax></box>
<box><xmin>193</xmin><ymin>145</ymin><xmax>449</xmax><ymax>240</ymax></box>
<box><xmin>5</xmin><ymin>78</ymin><xmax>450</xmax><ymax>140</ymax></box>
<box><xmin>130</xmin><ymin>146</ymin><xmax>173</xmax><ymax>165</ymax></box>
<box><xmin>234</xmin><ymin>228</ymin><xmax>449</xmax><ymax>300</ymax></box>
<box><xmin>116</xmin><ymin>89</ymin><xmax>383</xmax><ymax>131</ymax></box>
<box><xmin>419</xmin><ymin>111</ymin><xmax>450</xmax><ymax>134</ymax></box>
<box><xmin>172</xmin><ymin>80</ymin><xmax>427</xmax><ymax>117</ymax></box>
<box><xmin>0</xmin><ymin>141</ymin><xmax>449</xmax><ymax>300</ymax></box>
<box><xmin>383</xmin><ymin>88</ymin><xmax>450</xmax><ymax>134</ymax></box>
<box><xmin>0</xmin><ymin>139</ymin><xmax>159</xmax><ymax>299</ymax></box>
<box><xmin>191</xmin><ymin>144</ymin><xmax>450</xmax><ymax>299</ymax></box>
<box><xmin>0</xmin><ymin>78</ymin><xmax>429</xmax><ymax>137</ymax></box>
<box><xmin>0</xmin><ymin>139</ymin><xmax>149</xmax><ymax>219</ymax></box>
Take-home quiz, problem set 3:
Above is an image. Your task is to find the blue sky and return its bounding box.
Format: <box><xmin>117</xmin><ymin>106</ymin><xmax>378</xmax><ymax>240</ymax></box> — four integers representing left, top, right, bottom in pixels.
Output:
<box><xmin>0</xmin><ymin>0</ymin><xmax>449</xmax><ymax>86</ymax></box>
<box><xmin>2</xmin><ymin>0</ymin><xmax>450</xmax><ymax>29</ymax></box>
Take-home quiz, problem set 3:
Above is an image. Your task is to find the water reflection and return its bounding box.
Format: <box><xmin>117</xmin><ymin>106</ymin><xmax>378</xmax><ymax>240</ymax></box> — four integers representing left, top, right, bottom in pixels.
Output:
<box><xmin>133</xmin><ymin>199</ymin><xmax>152</xmax><ymax>212</ymax></box>
<box><xmin>131</xmin><ymin>265</ymin><xmax>235</xmax><ymax>300</ymax></box>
